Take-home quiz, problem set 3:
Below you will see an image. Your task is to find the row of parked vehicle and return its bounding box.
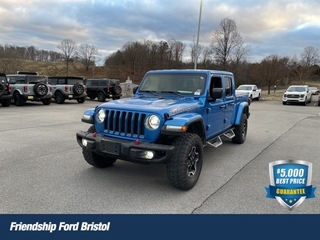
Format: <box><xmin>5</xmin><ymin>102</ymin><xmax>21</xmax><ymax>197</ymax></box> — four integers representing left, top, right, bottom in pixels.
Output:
<box><xmin>0</xmin><ymin>71</ymin><xmax>123</xmax><ymax>107</ymax></box>
<box><xmin>282</xmin><ymin>85</ymin><xmax>320</xmax><ymax>106</ymax></box>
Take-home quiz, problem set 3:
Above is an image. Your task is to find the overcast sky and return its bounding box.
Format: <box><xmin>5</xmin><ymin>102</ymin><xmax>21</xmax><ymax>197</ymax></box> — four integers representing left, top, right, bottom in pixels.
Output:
<box><xmin>1</xmin><ymin>0</ymin><xmax>320</xmax><ymax>65</ymax></box>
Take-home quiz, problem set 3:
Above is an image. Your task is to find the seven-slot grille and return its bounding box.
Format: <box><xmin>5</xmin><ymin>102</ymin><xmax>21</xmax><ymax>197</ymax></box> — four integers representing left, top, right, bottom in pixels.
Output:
<box><xmin>104</xmin><ymin>110</ymin><xmax>147</xmax><ymax>138</ymax></box>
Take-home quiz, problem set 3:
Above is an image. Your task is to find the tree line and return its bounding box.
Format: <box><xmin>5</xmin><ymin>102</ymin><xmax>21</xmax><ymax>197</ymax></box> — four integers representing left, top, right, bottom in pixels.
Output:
<box><xmin>1</xmin><ymin>18</ymin><xmax>319</xmax><ymax>93</ymax></box>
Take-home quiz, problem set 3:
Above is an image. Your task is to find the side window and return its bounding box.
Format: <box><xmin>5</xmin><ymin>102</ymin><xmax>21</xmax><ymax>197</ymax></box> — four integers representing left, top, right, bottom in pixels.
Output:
<box><xmin>211</xmin><ymin>77</ymin><xmax>222</xmax><ymax>89</ymax></box>
<box><xmin>58</xmin><ymin>78</ymin><xmax>65</xmax><ymax>84</ymax></box>
<box><xmin>224</xmin><ymin>77</ymin><xmax>233</xmax><ymax>96</ymax></box>
<box><xmin>49</xmin><ymin>78</ymin><xmax>57</xmax><ymax>85</ymax></box>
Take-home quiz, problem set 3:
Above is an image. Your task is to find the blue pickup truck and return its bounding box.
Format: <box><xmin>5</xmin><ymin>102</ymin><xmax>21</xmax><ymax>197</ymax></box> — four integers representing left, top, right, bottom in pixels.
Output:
<box><xmin>76</xmin><ymin>69</ymin><xmax>250</xmax><ymax>190</ymax></box>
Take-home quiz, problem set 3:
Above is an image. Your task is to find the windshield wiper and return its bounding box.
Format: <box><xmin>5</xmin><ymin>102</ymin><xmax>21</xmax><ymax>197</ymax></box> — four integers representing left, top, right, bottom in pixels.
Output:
<box><xmin>160</xmin><ymin>91</ymin><xmax>182</xmax><ymax>97</ymax></box>
<box><xmin>139</xmin><ymin>90</ymin><xmax>158</xmax><ymax>96</ymax></box>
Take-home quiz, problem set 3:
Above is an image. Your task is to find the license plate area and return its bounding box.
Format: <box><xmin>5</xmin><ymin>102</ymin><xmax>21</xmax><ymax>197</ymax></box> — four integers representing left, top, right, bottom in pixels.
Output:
<box><xmin>101</xmin><ymin>139</ymin><xmax>121</xmax><ymax>155</ymax></box>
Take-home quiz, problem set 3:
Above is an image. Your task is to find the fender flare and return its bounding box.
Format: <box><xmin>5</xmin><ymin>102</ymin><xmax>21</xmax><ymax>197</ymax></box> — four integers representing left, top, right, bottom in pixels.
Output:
<box><xmin>235</xmin><ymin>102</ymin><xmax>249</xmax><ymax>125</ymax></box>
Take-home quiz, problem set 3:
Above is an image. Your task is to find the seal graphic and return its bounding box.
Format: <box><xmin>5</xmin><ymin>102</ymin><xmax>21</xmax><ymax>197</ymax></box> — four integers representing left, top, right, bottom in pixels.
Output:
<box><xmin>265</xmin><ymin>160</ymin><xmax>316</xmax><ymax>210</ymax></box>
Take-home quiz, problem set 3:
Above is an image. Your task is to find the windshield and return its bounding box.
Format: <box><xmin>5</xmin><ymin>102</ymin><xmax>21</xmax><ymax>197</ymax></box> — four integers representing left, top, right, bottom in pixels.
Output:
<box><xmin>139</xmin><ymin>73</ymin><xmax>206</xmax><ymax>95</ymax></box>
<box><xmin>287</xmin><ymin>86</ymin><xmax>306</xmax><ymax>92</ymax></box>
<box><xmin>237</xmin><ymin>85</ymin><xmax>252</xmax><ymax>90</ymax></box>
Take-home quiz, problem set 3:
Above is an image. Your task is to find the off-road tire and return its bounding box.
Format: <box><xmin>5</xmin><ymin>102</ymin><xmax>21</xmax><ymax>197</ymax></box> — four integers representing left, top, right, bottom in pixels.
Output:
<box><xmin>97</xmin><ymin>92</ymin><xmax>106</xmax><ymax>102</ymax></box>
<box><xmin>73</xmin><ymin>84</ymin><xmax>85</xmax><ymax>96</ymax></box>
<box><xmin>232</xmin><ymin>114</ymin><xmax>247</xmax><ymax>144</ymax></box>
<box><xmin>82</xmin><ymin>125</ymin><xmax>117</xmax><ymax>168</ymax></box>
<box><xmin>77</xmin><ymin>97</ymin><xmax>85</xmax><ymax>103</ymax></box>
<box><xmin>41</xmin><ymin>98</ymin><xmax>51</xmax><ymax>105</ymax></box>
<box><xmin>34</xmin><ymin>83</ymin><xmax>48</xmax><ymax>97</ymax></box>
<box><xmin>55</xmin><ymin>92</ymin><xmax>65</xmax><ymax>104</ymax></box>
<box><xmin>13</xmin><ymin>92</ymin><xmax>25</xmax><ymax>106</ymax></box>
<box><xmin>0</xmin><ymin>99</ymin><xmax>11</xmax><ymax>107</ymax></box>
<box><xmin>166</xmin><ymin>133</ymin><xmax>203</xmax><ymax>190</ymax></box>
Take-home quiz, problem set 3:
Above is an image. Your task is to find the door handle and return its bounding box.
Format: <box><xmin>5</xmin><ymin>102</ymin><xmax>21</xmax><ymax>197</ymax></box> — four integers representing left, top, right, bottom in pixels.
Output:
<box><xmin>220</xmin><ymin>105</ymin><xmax>226</xmax><ymax>109</ymax></box>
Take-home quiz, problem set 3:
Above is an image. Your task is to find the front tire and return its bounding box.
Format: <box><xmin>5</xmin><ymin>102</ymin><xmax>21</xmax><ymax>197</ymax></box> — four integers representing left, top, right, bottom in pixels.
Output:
<box><xmin>232</xmin><ymin>114</ymin><xmax>247</xmax><ymax>144</ymax></box>
<box><xmin>82</xmin><ymin>125</ymin><xmax>117</xmax><ymax>168</ymax></box>
<box><xmin>166</xmin><ymin>133</ymin><xmax>203</xmax><ymax>190</ymax></box>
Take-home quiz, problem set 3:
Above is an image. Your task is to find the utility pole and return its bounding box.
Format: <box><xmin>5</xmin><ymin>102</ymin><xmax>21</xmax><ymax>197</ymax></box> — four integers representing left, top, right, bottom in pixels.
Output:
<box><xmin>194</xmin><ymin>0</ymin><xmax>203</xmax><ymax>69</ymax></box>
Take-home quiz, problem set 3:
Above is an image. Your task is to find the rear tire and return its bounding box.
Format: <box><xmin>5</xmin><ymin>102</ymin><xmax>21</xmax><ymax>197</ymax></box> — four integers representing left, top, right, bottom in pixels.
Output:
<box><xmin>1</xmin><ymin>99</ymin><xmax>11</xmax><ymax>107</ymax></box>
<box><xmin>232</xmin><ymin>114</ymin><xmax>247</xmax><ymax>144</ymax></box>
<box><xmin>55</xmin><ymin>92</ymin><xmax>65</xmax><ymax>104</ymax></box>
<box><xmin>41</xmin><ymin>98</ymin><xmax>51</xmax><ymax>105</ymax></box>
<box><xmin>77</xmin><ymin>97</ymin><xmax>85</xmax><ymax>103</ymax></box>
<box><xmin>14</xmin><ymin>92</ymin><xmax>24</xmax><ymax>106</ymax></box>
<box><xmin>97</xmin><ymin>92</ymin><xmax>106</xmax><ymax>102</ymax></box>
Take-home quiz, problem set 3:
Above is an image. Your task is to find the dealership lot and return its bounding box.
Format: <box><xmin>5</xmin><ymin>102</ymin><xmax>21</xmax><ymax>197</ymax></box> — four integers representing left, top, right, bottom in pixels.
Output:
<box><xmin>0</xmin><ymin>100</ymin><xmax>319</xmax><ymax>213</ymax></box>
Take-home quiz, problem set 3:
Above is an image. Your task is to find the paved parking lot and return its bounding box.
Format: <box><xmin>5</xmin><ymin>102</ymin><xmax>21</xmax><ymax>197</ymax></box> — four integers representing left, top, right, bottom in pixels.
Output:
<box><xmin>0</xmin><ymin>99</ymin><xmax>319</xmax><ymax>213</ymax></box>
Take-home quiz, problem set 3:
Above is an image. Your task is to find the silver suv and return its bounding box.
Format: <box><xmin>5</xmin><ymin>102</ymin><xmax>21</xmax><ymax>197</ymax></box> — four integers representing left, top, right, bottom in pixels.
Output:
<box><xmin>7</xmin><ymin>71</ymin><xmax>52</xmax><ymax>106</ymax></box>
<box><xmin>48</xmin><ymin>76</ymin><xmax>87</xmax><ymax>104</ymax></box>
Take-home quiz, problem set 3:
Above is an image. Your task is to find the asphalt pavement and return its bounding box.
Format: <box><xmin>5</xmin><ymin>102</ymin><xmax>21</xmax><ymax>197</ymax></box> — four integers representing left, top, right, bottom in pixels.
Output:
<box><xmin>0</xmin><ymin>98</ymin><xmax>319</xmax><ymax>214</ymax></box>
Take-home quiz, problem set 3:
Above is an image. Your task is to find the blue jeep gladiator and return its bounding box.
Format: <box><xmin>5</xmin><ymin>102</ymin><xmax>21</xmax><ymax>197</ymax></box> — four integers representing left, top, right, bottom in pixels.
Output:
<box><xmin>76</xmin><ymin>69</ymin><xmax>250</xmax><ymax>190</ymax></box>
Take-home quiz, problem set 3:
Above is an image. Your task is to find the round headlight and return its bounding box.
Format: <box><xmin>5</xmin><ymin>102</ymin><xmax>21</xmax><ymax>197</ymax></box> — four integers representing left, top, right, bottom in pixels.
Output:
<box><xmin>97</xmin><ymin>109</ymin><xmax>106</xmax><ymax>122</ymax></box>
<box><xmin>146</xmin><ymin>115</ymin><xmax>160</xmax><ymax>130</ymax></box>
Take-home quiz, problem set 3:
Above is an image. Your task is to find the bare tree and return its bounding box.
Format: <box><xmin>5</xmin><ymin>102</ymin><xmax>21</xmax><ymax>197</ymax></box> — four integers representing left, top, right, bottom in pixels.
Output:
<box><xmin>77</xmin><ymin>44</ymin><xmax>99</xmax><ymax>71</ymax></box>
<box><xmin>289</xmin><ymin>46</ymin><xmax>319</xmax><ymax>84</ymax></box>
<box><xmin>211</xmin><ymin>18</ymin><xmax>245</xmax><ymax>70</ymax></box>
<box><xmin>250</xmin><ymin>55</ymin><xmax>289</xmax><ymax>94</ymax></box>
<box><xmin>57</xmin><ymin>39</ymin><xmax>77</xmax><ymax>76</ymax></box>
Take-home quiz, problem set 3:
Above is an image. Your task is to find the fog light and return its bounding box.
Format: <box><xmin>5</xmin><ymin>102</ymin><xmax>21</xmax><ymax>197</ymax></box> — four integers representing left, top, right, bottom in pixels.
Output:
<box><xmin>144</xmin><ymin>151</ymin><xmax>154</xmax><ymax>159</ymax></box>
<box><xmin>82</xmin><ymin>138</ymin><xmax>88</xmax><ymax>147</ymax></box>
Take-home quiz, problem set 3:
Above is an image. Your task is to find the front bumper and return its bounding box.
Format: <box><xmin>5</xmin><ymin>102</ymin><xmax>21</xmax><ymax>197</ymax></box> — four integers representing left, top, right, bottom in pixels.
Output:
<box><xmin>76</xmin><ymin>131</ymin><xmax>175</xmax><ymax>164</ymax></box>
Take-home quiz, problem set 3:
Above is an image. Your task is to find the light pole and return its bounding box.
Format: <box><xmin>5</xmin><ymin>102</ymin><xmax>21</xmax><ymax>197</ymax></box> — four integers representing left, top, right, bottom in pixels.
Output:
<box><xmin>194</xmin><ymin>0</ymin><xmax>203</xmax><ymax>69</ymax></box>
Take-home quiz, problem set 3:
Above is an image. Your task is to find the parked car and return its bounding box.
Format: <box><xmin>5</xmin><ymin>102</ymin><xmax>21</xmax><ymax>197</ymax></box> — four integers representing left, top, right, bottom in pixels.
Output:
<box><xmin>6</xmin><ymin>71</ymin><xmax>52</xmax><ymax>106</ymax></box>
<box><xmin>235</xmin><ymin>84</ymin><xmax>261</xmax><ymax>101</ymax></box>
<box><xmin>282</xmin><ymin>85</ymin><xmax>312</xmax><ymax>106</ymax></box>
<box><xmin>48</xmin><ymin>76</ymin><xmax>87</xmax><ymax>104</ymax></box>
<box><xmin>0</xmin><ymin>73</ymin><xmax>12</xmax><ymax>107</ymax></box>
<box><xmin>84</xmin><ymin>78</ymin><xmax>122</xmax><ymax>102</ymax></box>
<box><xmin>309</xmin><ymin>87</ymin><xmax>319</xmax><ymax>95</ymax></box>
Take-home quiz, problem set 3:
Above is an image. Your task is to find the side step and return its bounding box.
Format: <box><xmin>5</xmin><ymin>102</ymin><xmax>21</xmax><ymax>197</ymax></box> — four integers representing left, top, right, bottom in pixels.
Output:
<box><xmin>223</xmin><ymin>129</ymin><xmax>235</xmax><ymax>139</ymax></box>
<box><xmin>207</xmin><ymin>136</ymin><xmax>223</xmax><ymax>148</ymax></box>
<box><xmin>206</xmin><ymin>129</ymin><xmax>235</xmax><ymax>148</ymax></box>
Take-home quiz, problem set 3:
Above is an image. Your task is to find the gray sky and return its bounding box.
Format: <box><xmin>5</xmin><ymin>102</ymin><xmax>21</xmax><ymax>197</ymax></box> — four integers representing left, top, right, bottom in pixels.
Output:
<box><xmin>1</xmin><ymin>0</ymin><xmax>320</xmax><ymax>65</ymax></box>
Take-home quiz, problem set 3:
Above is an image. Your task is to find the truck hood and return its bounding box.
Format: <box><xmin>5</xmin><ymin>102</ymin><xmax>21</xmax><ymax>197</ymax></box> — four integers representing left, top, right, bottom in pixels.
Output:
<box><xmin>100</xmin><ymin>97</ymin><xmax>201</xmax><ymax>115</ymax></box>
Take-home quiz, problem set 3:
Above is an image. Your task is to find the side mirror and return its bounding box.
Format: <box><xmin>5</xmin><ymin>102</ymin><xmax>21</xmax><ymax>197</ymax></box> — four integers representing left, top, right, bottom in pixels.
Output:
<box><xmin>210</xmin><ymin>88</ymin><xmax>223</xmax><ymax>100</ymax></box>
<box><xmin>133</xmin><ymin>86</ymin><xmax>138</xmax><ymax>94</ymax></box>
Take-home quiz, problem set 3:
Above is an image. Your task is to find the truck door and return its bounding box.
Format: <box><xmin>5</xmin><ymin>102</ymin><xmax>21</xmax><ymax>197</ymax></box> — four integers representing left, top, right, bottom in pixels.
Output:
<box><xmin>206</xmin><ymin>76</ymin><xmax>224</xmax><ymax>138</ymax></box>
<box><xmin>223</xmin><ymin>76</ymin><xmax>235</xmax><ymax>130</ymax></box>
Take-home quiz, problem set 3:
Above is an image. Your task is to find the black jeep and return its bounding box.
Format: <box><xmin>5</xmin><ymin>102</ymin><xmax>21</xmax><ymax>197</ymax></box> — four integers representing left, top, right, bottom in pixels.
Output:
<box><xmin>84</xmin><ymin>78</ymin><xmax>122</xmax><ymax>101</ymax></box>
<box><xmin>0</xmin><ymin>73</ymin><xmax>12</xmax><ymax>107</ymax></box>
